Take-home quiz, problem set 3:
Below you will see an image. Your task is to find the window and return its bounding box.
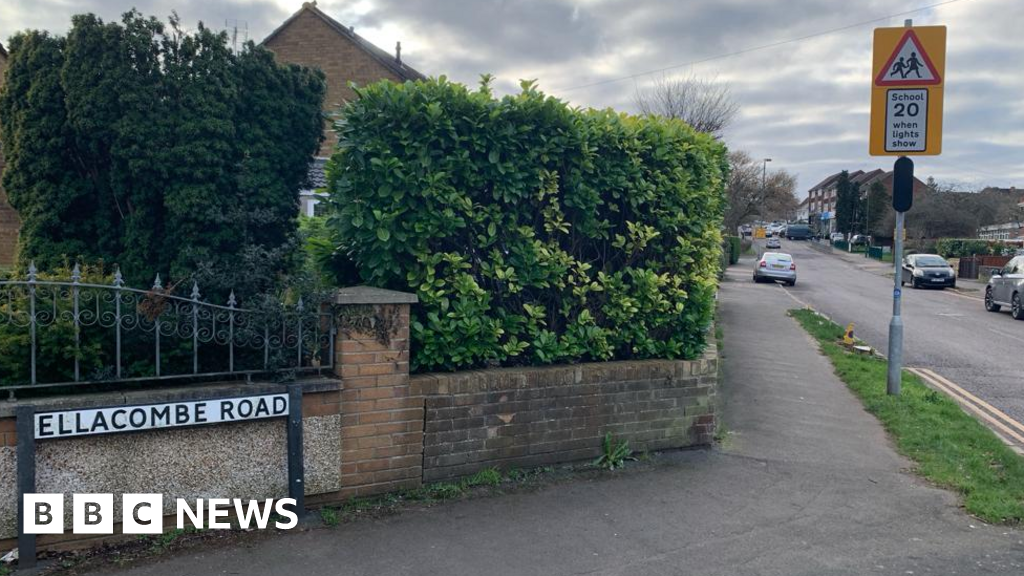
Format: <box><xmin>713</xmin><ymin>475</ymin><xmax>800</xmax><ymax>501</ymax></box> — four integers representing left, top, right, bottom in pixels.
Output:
<box><xmin>1003</xmin><ymin>258</ymin><xmax>1021</xmax><ymax>275</ymax></box>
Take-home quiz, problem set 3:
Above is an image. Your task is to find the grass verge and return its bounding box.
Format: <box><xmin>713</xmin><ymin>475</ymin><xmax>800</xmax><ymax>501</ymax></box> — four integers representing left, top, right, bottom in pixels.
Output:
<box><xmin>789</xmin><ymin>308</ymin><xmax>1024</xmax><ymax>524</ymax></box>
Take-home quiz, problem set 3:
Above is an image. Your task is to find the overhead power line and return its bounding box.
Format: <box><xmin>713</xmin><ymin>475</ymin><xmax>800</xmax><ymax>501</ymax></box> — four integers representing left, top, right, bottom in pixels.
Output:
<box><xmin>555</xmin><ymin>0</ymin><xmax>972</xmax><ymax>93</ymax></box>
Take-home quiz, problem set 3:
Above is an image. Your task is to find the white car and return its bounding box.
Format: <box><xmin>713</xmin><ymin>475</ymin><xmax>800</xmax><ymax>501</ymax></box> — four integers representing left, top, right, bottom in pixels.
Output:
<box><xmin>754</xmin><ymin>252</ymin><xmax>797</xmax><ymax>286</ymax></box>
<box><xmin>830</xmin><ymin>232</ymin><xmax>845</xmax><ymax>242</ymax></box>
<box><xmin>766</xmin><ymin>237</ymin><xmax>781</xmax><ymax>249</ymax></box>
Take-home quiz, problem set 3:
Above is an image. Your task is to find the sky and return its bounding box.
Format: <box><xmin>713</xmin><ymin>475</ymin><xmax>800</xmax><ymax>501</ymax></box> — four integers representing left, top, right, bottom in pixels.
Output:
<box><xmin>1</xmin><ymin>0</ymin><xmax>1022</xmax><ymax>197</ymax></box>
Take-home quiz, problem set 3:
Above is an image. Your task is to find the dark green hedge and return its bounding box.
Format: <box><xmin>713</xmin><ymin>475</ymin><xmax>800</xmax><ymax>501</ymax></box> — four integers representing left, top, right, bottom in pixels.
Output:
<box><xmin>327</xmin><ymin>78</ymin><xmax>728</xmax><ymax>372</ymax></box>
<box><xmin>935</xmin><ymin>238</ymin><xmax>1013</xmax><ymax>258</ymax></box>
<box><xmin>725</xmin><ymin>236</ymin><xmax>741</xmax><ymax>265</ymax></box>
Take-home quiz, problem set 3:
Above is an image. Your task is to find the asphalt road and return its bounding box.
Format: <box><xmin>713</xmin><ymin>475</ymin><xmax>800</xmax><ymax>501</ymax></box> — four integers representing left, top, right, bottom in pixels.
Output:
<box><xmin>755</xmin><ymin>239</ymin><xmax>1024</xmax><ymax>425</ymax></box>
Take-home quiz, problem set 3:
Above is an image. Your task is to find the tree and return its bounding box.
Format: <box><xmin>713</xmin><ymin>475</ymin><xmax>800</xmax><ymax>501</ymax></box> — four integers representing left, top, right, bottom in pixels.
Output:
<box><xmin>723</xmin><ymin>151</ymin><xmax>798</xmax><ymax>231</ymax></box>
<box><xmin>0</xmin><ymin>11</ymin><xmax>326</xmax><ymax>295</ymax></box>
<box><xmin>633</xmin><ymin>74</ymin><xmax>739</xmax><ymax>138</ymax></box>
<box><xmin>834</xmin><ymin>171</ymin><xmax>862</xmax><ymax>236</ymax></box>
<box><xmin>864</xmin><ymin>181</ymin><xmax>890</xmax><ymax>237</ymax></box>
<box><xmin>893</xmin><ymin>181</ymin><xmax>1023</xmax><ymax>241</ymax></box>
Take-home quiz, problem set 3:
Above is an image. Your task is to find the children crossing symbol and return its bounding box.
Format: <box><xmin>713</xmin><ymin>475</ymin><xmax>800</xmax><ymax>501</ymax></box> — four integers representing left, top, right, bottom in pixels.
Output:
<box><xmin>875</xmin><ymin>30</ymin><xmax>941</xmax><ymax>86</ymax></box>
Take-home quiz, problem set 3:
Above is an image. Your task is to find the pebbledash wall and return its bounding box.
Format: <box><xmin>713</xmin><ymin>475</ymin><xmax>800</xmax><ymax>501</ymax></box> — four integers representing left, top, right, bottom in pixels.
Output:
<box><xmin>0</xmin><ymin>287</ymin><xmax>717</xmax><ymax>547</ymax></box>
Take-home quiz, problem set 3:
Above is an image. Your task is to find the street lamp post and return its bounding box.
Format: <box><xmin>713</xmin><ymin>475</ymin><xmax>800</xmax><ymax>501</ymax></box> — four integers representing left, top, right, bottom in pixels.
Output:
<box><xmin>762</xmin><ymin>158</ymin><xmax>772</xmax><ymax>194</ymax></box>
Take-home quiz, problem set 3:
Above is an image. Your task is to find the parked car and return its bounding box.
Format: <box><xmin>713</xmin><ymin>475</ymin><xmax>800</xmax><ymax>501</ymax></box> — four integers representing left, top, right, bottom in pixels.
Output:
<box><xmin>765</xmin><ymin>237</ymin><xmax>781</xmax><ymax>249</ymax></box>
<box><xmin>785</xmin><ymin>224</ymin><xmax>811</xmax><ymax>240</ymax></box>
<box><xmin>901</xmin><ymin>254</ymin><xmax>956</xmax><ymax>289</ymax></box>
<box><xmin>753</xmin><ymin>252</ymin><xmax>796</xmax><ymax>286</ymax></box>
<box><xmin>850</xmin><ymin>234</ymin><xmax>870</xmax><ymax>246</ymax></box>
<box><xmin>830</xmin><ymin>232</ymin><xmax>845</xmax><ymax>242</ymax></box>
<box><xmin>984</xmin><ymin>255</ymin><xmax>1024</xmax><ymax>319</ymax></box>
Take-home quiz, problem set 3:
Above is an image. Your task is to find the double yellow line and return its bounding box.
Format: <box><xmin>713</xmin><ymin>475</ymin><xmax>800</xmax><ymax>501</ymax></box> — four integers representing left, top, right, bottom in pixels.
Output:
<box><xmin>908</xmin><ymin>367</ymin><xmax>1024</xmax><ymax>454</ymax></box>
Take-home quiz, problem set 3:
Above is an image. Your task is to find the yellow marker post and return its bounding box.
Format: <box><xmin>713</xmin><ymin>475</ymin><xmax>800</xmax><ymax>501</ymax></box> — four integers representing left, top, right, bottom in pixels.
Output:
<box><xmin>843</xmin><ymin>323</ymin><xmax>856</xmax><ymax>346</ymax></box>
<box><xmin>869</xmin><ymin>25</ymin><xmax>946</xmax><ymax>156</ymax></box>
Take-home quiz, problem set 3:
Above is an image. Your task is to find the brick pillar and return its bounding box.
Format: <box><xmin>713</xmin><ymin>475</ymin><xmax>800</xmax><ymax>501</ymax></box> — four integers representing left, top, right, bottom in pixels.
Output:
<box><xmin>332</xmin><ymin>286</ymin><xmax>421</xmax><ymax>498</ymax></box>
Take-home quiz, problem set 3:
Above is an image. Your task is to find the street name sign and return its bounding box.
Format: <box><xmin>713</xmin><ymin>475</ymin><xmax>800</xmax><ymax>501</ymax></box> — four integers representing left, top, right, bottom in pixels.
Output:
<box><xmin>870</xmin><ymin>26</ymin><xmax>946</xmax><ymax>156</ymax></box>
<box><xmin>34</xmin><ymin>393</ymin><xmax>289</xmax><ymax>439</ymax></box>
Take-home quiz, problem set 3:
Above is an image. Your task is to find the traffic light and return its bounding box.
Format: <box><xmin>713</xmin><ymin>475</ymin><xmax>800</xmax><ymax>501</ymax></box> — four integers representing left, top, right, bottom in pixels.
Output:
<box><xmin>892</xmin><ymin>156</ymin><xmax>914</xmax><ymax>212</ymax></box>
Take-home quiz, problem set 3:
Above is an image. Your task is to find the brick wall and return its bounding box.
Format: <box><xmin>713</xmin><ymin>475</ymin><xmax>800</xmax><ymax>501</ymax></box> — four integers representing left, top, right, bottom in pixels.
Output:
<box><xmin>417</xmin><ymin>352</ymin><xmax>718</xmax><ymax>482</ymax></box>
<box><xmin>0</xmin><ymin>285</ymin><xmax>720</xmax><ymax>552</ymax></box>
<box><xmin>264</xmin><ymin>8</ymin><xmax>405</xmax><ymax>157</ymax></box>
<box><xmin>330</xmin><ymin>296</ymin><xmax>423</xmax><ymax>499</ymax></box>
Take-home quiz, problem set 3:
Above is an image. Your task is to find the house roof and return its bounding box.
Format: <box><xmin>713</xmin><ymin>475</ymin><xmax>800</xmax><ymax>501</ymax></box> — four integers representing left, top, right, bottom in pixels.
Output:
<box><xmin>851</xmin><ymin>169</ymin><xmax>884</xmax><ymax>185</ymax></box>
<box><xmin>0</xmin><ymin>41</ymin><xmax>7</xmax><ymax>59</ymax></box>
<box><xmin>302</xmin><ymin>157</ymin><xmax>329</xmax><ymax>192</ymax></box>
<box><xmin>809</xmin><ymin>172</ymin><xmax>843</xmax><ymax>192</ymax></box>
<box><xmin>262</xmin><ymin>2</ymin><xmax>426</xmax><ymax>83</ymax></box>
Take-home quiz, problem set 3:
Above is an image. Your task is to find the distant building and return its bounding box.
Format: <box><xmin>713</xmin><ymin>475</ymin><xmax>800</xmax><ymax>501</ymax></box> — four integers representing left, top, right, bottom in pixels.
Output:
<box><xmin>262</xmin><ymin>2</ymin><xmax>427</xmax><ymax>216</ymax></box>
<box><xmin>795</xmin><ymin>196</ymin><xmax>810</xmax><ymax>222</ymax></box>
<box><xmin>806</xmin><ymin>167</ymin><xmax>929</xmax><ymax>233</ymax></box>
<box><xmin>0</xmin><ymin>41</ymin><xmax>21</xmax><ymax>267</ymax></box>
<box><xmin>299</xmin><ymin>158</ymin><xmax>329</xmax><ymax>217</ymax></box>
<box><xmin>979</xmin><ymin>186</ymin><xmax>1020</xmax><ymax>195</ymax></box>
<box><xmin>978</xmin><ymin>221</ymin><xmax>1024</xmax><ymax>241</ymax></box>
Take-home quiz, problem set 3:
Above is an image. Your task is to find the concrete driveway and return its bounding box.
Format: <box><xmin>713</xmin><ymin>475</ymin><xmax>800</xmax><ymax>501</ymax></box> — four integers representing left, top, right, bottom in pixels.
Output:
<box><xmin>89</xmin><ymin>258</ymin><xmax>1024</xmax><ymax>576</ymax></box>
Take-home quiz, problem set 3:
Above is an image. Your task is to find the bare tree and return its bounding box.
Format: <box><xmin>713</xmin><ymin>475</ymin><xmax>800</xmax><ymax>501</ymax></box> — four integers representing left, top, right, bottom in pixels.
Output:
<box><xmin>723</xmin><ymin>151</ymin><xmax>798</xmax><ymax>232</ymax></box>
<box><xmin>633</xmin><ymin>73</ymin><xmax>739</xmax><ymax>137</ymax></box>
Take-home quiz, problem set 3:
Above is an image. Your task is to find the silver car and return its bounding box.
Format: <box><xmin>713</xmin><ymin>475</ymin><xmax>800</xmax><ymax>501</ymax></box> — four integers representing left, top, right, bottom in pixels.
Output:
<box><xmin>754</xmin><ymin>252</ymin><xmax>796</xmax><ymax>286</ymax></box>
<box><xmin>765</xmin><ymin>237</ymin><xmax>781</xmax><ymax>249</ymax></box>
<box><xmin>985</xmin><ymin>255</ymin><xmax>1024</xmax><ymax>319</ymax></box>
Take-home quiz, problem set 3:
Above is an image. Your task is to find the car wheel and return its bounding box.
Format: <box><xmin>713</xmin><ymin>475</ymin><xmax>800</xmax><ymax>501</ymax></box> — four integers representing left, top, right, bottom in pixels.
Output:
<box><xmin>900</xmin><ymin>278</ymin><xmax>905</xmax><ymax>287</ymax></box>
<box><xmin>985</xmin><ymin>288</ymin><xmax>1001</xmax><ymax>312</ymax></box>
<box><xmin>1012</xmin><ymin>293</ymin><xmax>1024</xmax><ymax>320</ymax></box>
<box><xmin>787</xmin><ymin>280</ymin><xmax>796</xmax><ymax>287</ymax></box>
<box><xmin>911</xmin><ymin>278</ymin><xmax>920</xmax><ymax>289</ymax></box>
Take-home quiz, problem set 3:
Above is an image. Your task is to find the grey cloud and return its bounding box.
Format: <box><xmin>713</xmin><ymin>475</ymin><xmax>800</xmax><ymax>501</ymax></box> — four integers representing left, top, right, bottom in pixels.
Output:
<box><xmin>1</xmin><ymin>1</ymin><xmax>289</xmax><ymax>46</ymax></box>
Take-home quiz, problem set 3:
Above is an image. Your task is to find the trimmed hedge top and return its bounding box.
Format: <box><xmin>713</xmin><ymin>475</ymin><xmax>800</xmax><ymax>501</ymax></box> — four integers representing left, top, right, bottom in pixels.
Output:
<box><xmin>327</xmin><ymin>78</ymin><xmax>728</xmax><ymax>372</ymax></box>
<box><xmin>935</xmin><ymin>238</ymin><xmax>1016</xmax><ymax>258</ymax></box>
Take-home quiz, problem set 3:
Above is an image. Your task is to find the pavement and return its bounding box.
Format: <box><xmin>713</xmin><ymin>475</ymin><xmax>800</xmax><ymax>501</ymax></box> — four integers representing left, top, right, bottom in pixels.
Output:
<box><xmin>87</xmin><ymin>257</ymin><xmax>1024</xmax><ymax>576</ymax></box>
<box><xmin>771</xmin><ymin>239</ymin><xmax>1024</xmax><ymax>428</ymax></box>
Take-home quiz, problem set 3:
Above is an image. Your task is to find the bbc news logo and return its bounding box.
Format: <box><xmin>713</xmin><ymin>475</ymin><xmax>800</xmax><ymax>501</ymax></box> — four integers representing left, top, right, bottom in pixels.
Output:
<box><xmin>24</xmin><ymin>494</ymin><xmax>299</xmax><ymax>534</ymax></box>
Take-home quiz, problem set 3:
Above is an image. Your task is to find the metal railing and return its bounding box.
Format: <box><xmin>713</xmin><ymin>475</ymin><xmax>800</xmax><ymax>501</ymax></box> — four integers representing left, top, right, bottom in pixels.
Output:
<box><xmin>0</xmin><ymin>263</ymin><xmax>335</xmax><ymax>395</ymax></box>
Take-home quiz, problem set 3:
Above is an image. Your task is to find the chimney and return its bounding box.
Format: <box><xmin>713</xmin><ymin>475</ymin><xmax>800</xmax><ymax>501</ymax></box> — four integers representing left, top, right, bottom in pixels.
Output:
<box><xmin>395</xmin><ymin>41</ymin><xmax>402</xmax><ymax>65</ymax></box>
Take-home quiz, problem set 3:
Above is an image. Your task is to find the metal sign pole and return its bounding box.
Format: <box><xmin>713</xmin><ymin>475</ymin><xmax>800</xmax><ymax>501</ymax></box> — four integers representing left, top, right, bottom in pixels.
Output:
<box><xmin>16</xmin><ymin>405</ymin><xmax>37</xmax><ymax>569</ymax></box>
<box><xmin>887</xmin><ymin>155</ymin><xmax>914</xmax><ymax>395</ymax></box>
<box><xmin>287</xmin><ymin>385</ymin><xmax>305</xmax><ymax>517</ymax></box>
<box><xmin>887</xmin><ymin>209</ymin><xmax>906</xmax><ymax>395</ymax></box>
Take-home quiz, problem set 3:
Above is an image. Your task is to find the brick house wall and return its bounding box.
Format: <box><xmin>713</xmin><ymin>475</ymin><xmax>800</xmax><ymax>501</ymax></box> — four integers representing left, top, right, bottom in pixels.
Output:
<box><xmin>262</xmin><ymin>3</ymin><xmax>425</xmax><ymax>157</ymax></box>
<box><xmin>0</xmin><ymin>44</ymin><xmax>21</xmax><ymax>267</ymax></box>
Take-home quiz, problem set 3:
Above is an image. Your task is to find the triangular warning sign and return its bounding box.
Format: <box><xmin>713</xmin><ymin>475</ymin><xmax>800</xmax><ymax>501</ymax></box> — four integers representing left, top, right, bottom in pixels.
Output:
<box><xmin>875</xmin><ymin>30</ymin><xmax>941</xmax><ymax>86</ymax></box>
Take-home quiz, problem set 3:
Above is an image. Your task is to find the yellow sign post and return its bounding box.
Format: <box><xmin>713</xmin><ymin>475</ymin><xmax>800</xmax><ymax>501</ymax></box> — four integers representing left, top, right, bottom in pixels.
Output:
<box><xmin>869</xmin><ymin>25</ymin><xmax>946</xmax><ymax>156</ymax></box>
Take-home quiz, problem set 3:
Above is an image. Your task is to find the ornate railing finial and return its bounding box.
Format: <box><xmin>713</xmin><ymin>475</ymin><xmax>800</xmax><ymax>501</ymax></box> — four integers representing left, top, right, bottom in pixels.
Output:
<box><xmin>152</xmin><ymin>273</ymin><xmax>163</xmax><ymax>290</ymax></box>
<box><xmin>191</xmin><ymin>281</ymin><xmax>201</xmax><ymax>301</ymax></box>
<box><xmin>71</xmin><ymin>263</ymin><xmax>82</xmax><ymax>284</ymax></box>
<box><xmin>113</xmin><ymin>267</ymin><xmax>125</xmax><ymax>287</ymax></box>
<box><xmin>27</xmin><ymin>261</ymin><xmax>37</xmax><ymax>282</ymax></box>
<box><xmin>228</xmin><ymin>290</ymin><xmax>237</xmax><ymax>308</ymax></box>
<box><xmin>297</xmin><ymin>296</ymin><xmax>305</xmax><ymax>312</ymax></box>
